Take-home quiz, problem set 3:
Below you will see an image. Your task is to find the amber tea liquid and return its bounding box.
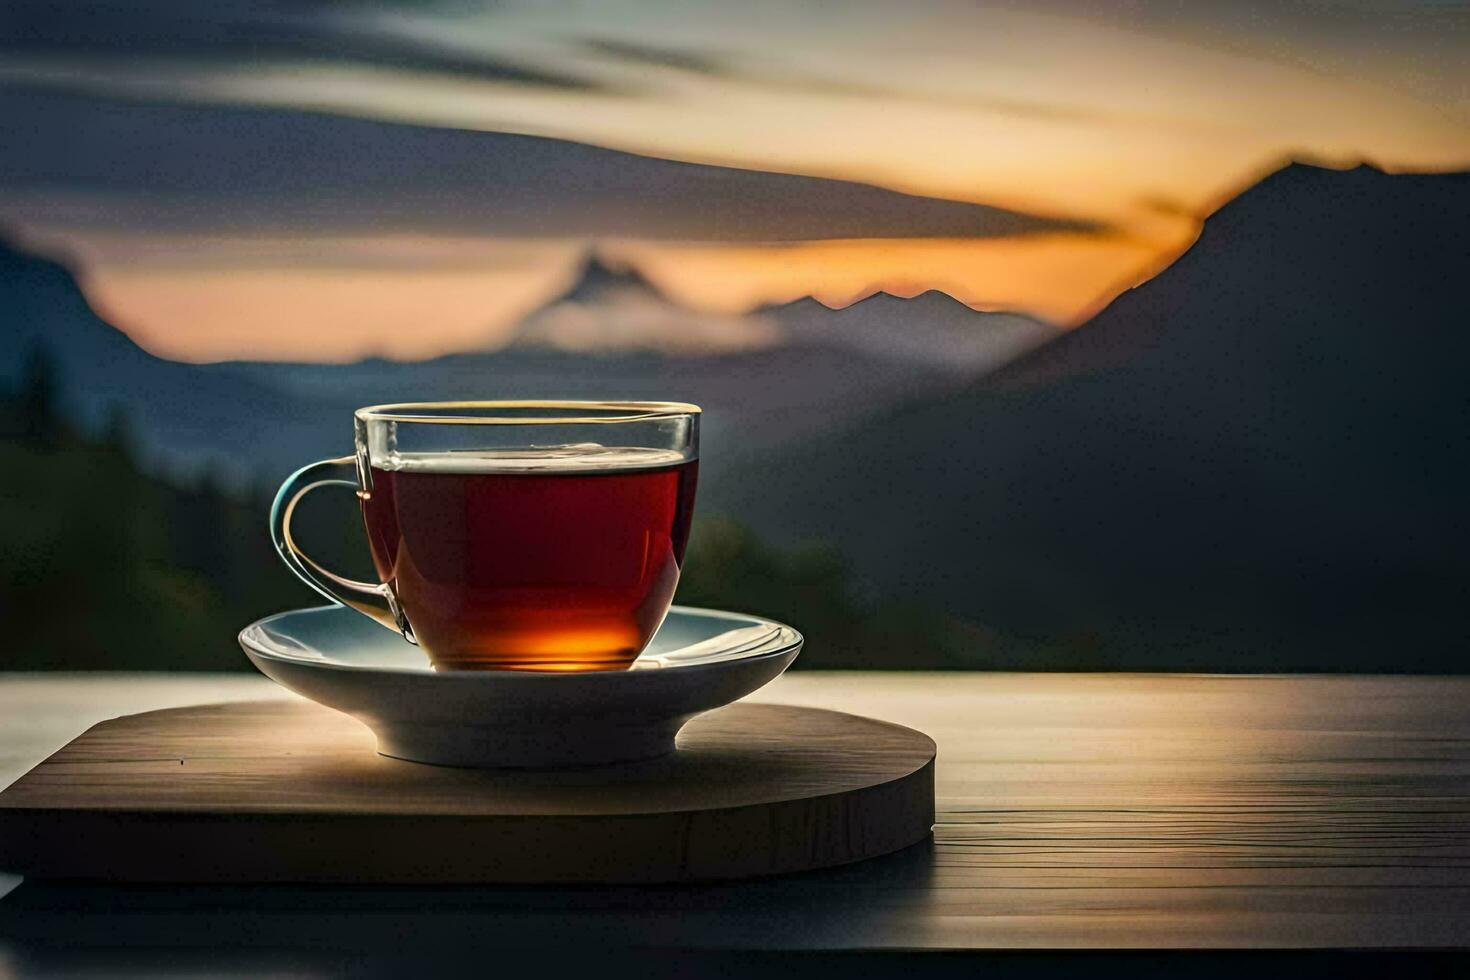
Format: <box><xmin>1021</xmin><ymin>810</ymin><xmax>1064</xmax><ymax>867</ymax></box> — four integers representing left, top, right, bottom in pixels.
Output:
<box><xmin>360</xmin><ymin>447</ymin><xmax>697</xmax><ymax>671</ymax></box>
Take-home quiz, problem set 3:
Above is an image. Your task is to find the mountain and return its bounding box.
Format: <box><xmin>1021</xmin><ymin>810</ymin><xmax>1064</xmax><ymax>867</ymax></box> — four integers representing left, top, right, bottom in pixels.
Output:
<box><xmin>2</xmin><ymin>235</ymin><xmax>1035</xmax><ymax>488</ymax></box>
<box><xmin>212</xmin><ymin>342</ymin><xmax>950</xmax><ymax>480</ymax></box>
<box><xmin>550</xmin><ymin>255</ymin><xmax>663</xmax><ymax>308</ymax></box>
<box><xmin>719</xmin><ymin>164</ymin><xmax>1470</xmax><ymax>671</ymax></box>
<box><xmin>508</xmin><ymin>255</ymin><xmax>781</xmax><ymax>355</ymax></box>
<box><xmin>207</xmin><ymin>253</ymin><xmax>1053</xmax><ymax>481</ymax></box>
<box><xmin>0</xmin><ymin>234</ymin><xmax>342</xmax><ymax>484</ymax></box>
<box><xmin>507</xmin><ymin>253</ymin><xmax>1057</xmax><ymax>367</ymax></box>
<box><xmin>771</xmin><ymin>291</ymin><xmax>1056</xmax><ymax>371</ymax></box>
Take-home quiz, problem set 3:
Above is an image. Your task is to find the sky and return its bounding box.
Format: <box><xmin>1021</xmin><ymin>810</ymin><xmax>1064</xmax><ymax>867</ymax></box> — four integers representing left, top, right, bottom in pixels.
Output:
<box><xmin>1</xmin><ymin>0</ymin><xmax>1467</xmax><ymax>362</ymax></box>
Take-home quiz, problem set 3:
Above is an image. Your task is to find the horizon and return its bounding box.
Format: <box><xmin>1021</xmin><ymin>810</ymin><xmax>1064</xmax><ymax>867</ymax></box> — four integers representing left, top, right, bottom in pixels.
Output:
<box><xmin>2</xmin><ymin>228</ymin><xmax>1056</xmax><ymax>366</ymax></box>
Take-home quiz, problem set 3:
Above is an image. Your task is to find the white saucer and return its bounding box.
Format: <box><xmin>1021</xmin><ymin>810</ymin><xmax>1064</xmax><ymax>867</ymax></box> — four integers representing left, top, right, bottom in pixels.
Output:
<box><xmin>238</xmin><ymin>605</ymin><xmax>803</xmax><ymax>768</ymax></box>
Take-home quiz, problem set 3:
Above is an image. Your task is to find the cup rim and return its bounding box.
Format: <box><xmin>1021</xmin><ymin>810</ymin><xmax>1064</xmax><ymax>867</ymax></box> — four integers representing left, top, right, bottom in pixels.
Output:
<box><xmin>355</xmin><ymin>400</ymin><xmax>702</xmax><ymax>425</ymax></box>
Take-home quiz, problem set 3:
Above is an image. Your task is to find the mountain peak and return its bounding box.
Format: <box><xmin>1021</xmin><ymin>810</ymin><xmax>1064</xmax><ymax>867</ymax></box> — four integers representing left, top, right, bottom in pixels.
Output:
<box><xmin>0</xmin><ymin>228</ymin><xmax>66</xmax><ymax>275</ymax></box>
<box><xmin>509</xmin><ymin>251</ymin><xmax>782</xmax><ymax>356</ymax></box>
<box><xmin>1199</xmin><ymin>162</ymin><xmax>1469</xmax><ymax>250</ymax></box>
<box><xmin>0</xmin><ymin>232</ymin><xmax>149</xmax><ymax>364</ymax></box>
<box><xmin>726</xmin><ymin>164</ymin><xmax>1470</xmax><ymax>669</ymax></box>
<box><xmin>555</xmin><ymin>252</ymin><xmax>666</xmax><ymax>307</ymax></box>
<box><xmin>854</xmin><ymin>288</ymin><xmax>979</xmax><ymax>311</ymax></box>
<box><xmin>764</xmin><ymin>286</ymin><xmax>977</xmax><ymax>317</ymax></box>
<box><xmin>988</xmin><ymin>162</ymin><xmax>1470</xmax><ymax>390</ymax></box>
<box><xmin>761</xmin><ymin>284</ymin><xmax>1056</xmax><ymax>371</ymax></box>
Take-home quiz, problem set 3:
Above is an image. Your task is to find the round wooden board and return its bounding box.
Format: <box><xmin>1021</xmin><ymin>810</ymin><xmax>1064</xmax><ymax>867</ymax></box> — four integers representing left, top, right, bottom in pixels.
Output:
<box><xmin>0</xmin><ymin>699</ymin><xmax>935</xmax><ymax>884</ymax></box>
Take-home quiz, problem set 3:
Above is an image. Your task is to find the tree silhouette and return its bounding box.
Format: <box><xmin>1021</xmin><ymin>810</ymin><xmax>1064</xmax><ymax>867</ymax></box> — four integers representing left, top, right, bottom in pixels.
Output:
<box><xmin>19</xmin><ymin>341</ymin><xmax>60</xmax><ymax>449</ymax></box>
<box><xmin>101</xmin><ymin>402</ymin><xmax>138</xmax><ymax>465</ymax></box>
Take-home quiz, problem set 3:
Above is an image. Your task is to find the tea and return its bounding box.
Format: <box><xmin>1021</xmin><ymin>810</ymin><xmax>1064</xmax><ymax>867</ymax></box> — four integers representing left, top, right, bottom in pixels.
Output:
<box><xmin>360</xmin><ymin>446</ymin><xmax>698</xmax><ymax>671</ymax></box>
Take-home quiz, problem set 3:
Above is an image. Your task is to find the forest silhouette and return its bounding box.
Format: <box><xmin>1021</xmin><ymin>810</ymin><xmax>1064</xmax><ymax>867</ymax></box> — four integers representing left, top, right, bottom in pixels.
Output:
<box><xmin>2</xmin><ymin>342</ymin><xmax>983</xmax><ymax>670</ymax></box>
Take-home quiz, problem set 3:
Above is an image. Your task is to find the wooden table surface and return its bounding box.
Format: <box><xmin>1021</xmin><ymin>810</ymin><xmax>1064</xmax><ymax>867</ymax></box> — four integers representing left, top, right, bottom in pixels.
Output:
<box><xmin>1</xmin><ymin>672</ymin><xmax>1467</xmax><ymax>966</ymax></box>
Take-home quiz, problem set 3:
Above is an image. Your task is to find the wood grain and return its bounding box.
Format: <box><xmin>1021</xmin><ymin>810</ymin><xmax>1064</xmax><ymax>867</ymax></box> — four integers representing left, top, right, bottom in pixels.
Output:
<box><xmin>0</xmin><ymin>699</ymin><xmax>936</xmax><ymax>884</ymax></box>
<box><xmin>1</xmin><ymin>673</ymin><xmax>1468</xmax><ymax>951</ymax></box>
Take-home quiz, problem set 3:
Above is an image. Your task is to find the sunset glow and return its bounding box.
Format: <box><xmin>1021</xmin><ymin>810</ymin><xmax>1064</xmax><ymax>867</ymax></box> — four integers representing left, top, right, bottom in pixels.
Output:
<box><xmin>2</xmin><ymin>0</ymin><xmax>1466</xmax><ymax>361</ymax></box>
<box><xmin>615</xmin><ymin>230</ymin><xmax>1197</xmax><ymax>327</ymax></box>
<box><xmin>58</xmin><ymin>236</ymin><xmax>582</xmax><ymax>362</ymax></box>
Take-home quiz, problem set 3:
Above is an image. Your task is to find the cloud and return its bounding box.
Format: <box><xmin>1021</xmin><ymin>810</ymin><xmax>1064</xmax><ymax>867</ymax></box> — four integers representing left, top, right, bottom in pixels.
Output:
<box><xmin>1</xmin><ymin>1</ymin><xmax>601</xmax><ymax>91</ymax></box>
<box><xmin>0</xmin><ymin>88</ymin><xmax>1085</xmax><ymax>242</ymax></box>
<box><xmin>4</xmin><ymin>0</ymin><xmax>1463</xmax><ymax>238</ymax></box>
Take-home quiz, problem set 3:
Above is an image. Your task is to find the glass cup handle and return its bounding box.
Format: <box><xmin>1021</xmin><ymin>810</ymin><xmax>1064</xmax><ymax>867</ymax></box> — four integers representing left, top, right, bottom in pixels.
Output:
<box><xmin>270</xmin><ymin>456</ymin><xmax>416</xmax><ymax>643</ymax></box>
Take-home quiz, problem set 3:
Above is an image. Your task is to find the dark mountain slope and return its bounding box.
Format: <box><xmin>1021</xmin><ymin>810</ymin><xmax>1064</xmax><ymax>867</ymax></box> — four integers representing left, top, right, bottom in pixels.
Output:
<box><xmin>723</xmin><ymin>164</ymin><xmax>1470</xmax><ymax>671</ymax></box>
<box><xmin>0</xmin><ymin>236</ymin><xmax>338</xmax><ymax>481</ymax></box>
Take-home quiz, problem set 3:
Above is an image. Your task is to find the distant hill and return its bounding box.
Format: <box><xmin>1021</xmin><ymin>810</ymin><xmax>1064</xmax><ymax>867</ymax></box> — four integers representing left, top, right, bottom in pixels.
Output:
<box><xmin>2</xmin><ymin>235</ymin><xmax>1046</xmax><ymax>488</ymax></box>
<box><xmin>212</xmin><ymin>340</ymin><xmax>955</xmax><ymax>481</ymax></box>
<box><xmin>770</xmin><ymin>291</ymin><xmax>1054</xmax><ymax>371</ymax></box>
<box><xmin>509</xmin><ymin>255</ymin><xmax>781</xmax><ymax>355</ymax></box>
<box><xmin>0</xmin><ymin>235</ymin><xmax>341</xmax><ymax>484</ymax></box>
<box><xmin>720</xmin><ymin>164</ymin><xmax>1470</xmax><ymax>671</ymax></box>
<box><xmin>207</xmin><ymin>252</ymin><xmax>1052</xmax><ymax>481</ymax></box>
<box><xmin>506</xmin><ymin>251</ymin><xmax>1056</xmax><ymax>368</ymax></box>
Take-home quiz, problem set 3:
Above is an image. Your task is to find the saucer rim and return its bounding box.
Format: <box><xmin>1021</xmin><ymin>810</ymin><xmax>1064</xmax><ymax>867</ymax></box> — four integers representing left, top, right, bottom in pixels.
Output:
<box><xmin>239</xmin><ymin>604</ymin><xmax>803</xmax><ymax>679</ymax></box>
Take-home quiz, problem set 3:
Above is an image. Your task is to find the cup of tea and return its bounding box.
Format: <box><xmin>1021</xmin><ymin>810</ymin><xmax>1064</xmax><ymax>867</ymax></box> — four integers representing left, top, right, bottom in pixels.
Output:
<box><xmin>271</xmin><ymin>401</ymin><xmax>700</xmax><ymax>672</ymax></box>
